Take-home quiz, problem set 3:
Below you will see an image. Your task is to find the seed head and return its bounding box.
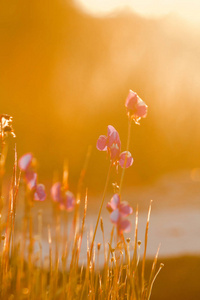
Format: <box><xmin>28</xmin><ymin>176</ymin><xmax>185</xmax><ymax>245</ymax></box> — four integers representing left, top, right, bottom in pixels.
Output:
<box><xmin>97</xmin><ymin>243</ymin><xmax>101</xmax><ymax>251</ymax></box>
<box><xmin>0</xmin><ymin>114</ymin><xmax>16</xmax><ymax>140</ymax></box>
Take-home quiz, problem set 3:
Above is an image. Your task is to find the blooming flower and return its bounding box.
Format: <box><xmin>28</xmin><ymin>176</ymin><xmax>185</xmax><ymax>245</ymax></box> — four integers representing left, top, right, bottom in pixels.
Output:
<box><xmin>51</xmin><ymin>181</ymin><xmax>75</xmax><ymax>211</ymax></box>
<box><xmin>96</xmin><ymin>125</ymin><xmax>133</xmax><ymax>168</ymax></box>
<box><xmin>96</xmin><ymin>125</ymin><xmax>121</xmax><ymax>160</ymax></box>
<box><xmin>34</xmin><ymin>184</ymin><xmax>46</xmax><ymax>201</ymax></box>
<box><xmin>18</xmin><ymin>153</ymin><xmax>33</xmax><ymax>171</ymax></box>
<box><xmin>106</xmin><ymin>193</ymin><xmax>133</xmax><ymax>234</ymax></box>
<box><xmin>18</xmin><ymin>153</ymin><xmax>46</xmax><ymax>201</ymax></box>
<box><xmin>125</xmin><ymin>90</ymin><xmax>147</xmax><ymax>124</ymax></box>
<box><xmin>25</xmin><ymin>171</ymin><xmax>37</xmax><ymax>190</ymax></box>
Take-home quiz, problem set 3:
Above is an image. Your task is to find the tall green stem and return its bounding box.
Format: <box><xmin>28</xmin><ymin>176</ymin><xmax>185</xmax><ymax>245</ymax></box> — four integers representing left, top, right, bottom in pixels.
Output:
<box><xmin>119</xmin><ymin>117</ymin><xmax>132</xmax><ymax>194</ymax></box>
<box><xmin>89</xmin><ymin>161</ymin><xmax>112</xmax><ymax>261</ymax></box>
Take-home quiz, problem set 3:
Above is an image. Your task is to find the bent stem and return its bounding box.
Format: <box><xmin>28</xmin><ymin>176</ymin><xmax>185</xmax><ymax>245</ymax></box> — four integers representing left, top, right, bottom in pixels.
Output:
<box><xmin>89</xmin><ymin>161</ymin><xmax>112</xmax><ymax>262</ymax></box>
<box><xmin>141</xmin><ymin>200</ymin><xmax>152</xmax><ymax>294</ymax></box>
<box><xmin>119</xmin><ymin>116</ymin><xmax>132</xmax><ymax>194</ymax></box>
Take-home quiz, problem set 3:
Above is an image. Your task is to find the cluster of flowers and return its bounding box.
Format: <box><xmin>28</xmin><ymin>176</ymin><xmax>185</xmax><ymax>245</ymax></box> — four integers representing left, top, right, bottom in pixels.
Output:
<box><xmin>106</xmin><ymin>194</ymin><xmax>133</xmax><ymax>234</ymax></box>
<box><xmin>97</xmin><ymin>90</ymin><xmax>147</xmax><ymax>233</ymax></box>
<box><xmin>18</xmin><ymin>153</ymin><xmax>75</xmax><ymax>211</ymax></box>
<box><xmin>18</xmin><ymin>90</ymin><xmax>147</xmax><ymax>233</ymax></box>
<box><xmin>18</xmin><ymin>153</ymin><xmax>46</xmax><ymax>201</ymax></box>
<box><xmin>19</xmin><ymin>154</ymin><xmax>75</xmax><ymax>211</ymax></box>
<box><xmin>97</xmin><ymin>125</ymin><xmax>133</xmax><ymax>169</ymax></box>
<box><xmin>51</xmin><ymin>182</ymin><xmax>75</xmax><ymax>211</ymax></box>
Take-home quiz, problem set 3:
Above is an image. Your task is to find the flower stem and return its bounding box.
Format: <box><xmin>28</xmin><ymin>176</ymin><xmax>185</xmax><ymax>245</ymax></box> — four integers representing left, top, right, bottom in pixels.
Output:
<box><xmin>0</xmin><ymin>117</ymin><xmax>4</xmax><ymax>205</ymax></box>
<box><xmin>119</xmin><ymin>117</ymin><xmax>132</xmax><ymax>194</ymax></box>
<box><xmin>89</xmin><ymin>161</ymin><xmax>112</xmax><ymax>261</ymax></box>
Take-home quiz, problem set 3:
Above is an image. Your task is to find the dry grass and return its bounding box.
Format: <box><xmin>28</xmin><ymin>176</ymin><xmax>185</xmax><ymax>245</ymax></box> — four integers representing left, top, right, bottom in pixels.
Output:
<box><xmin>0</xmin><ymin>111</ymin><xmax>163</xmax><ymax>299</ymax></box>
<box><xmin>0</xmin><ymin>173</ymin><xmax>163</xmax><ymax>299</ymax></box>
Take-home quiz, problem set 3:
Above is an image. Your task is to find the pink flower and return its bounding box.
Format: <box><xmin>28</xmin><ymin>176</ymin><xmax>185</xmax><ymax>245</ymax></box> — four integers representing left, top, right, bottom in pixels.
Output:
<box><xmin>25</xmin><ymin>171</ymin><xmax>37</xmax><ymax>190</ymax></box>
<box><xmin>34</xmin><ymin>184</ymin><xmax>46</xmax><ymax>201</ymax></box>
<box><xmin>18</xmin><ymin>153</ymin><xmax>46</xmax><ymax>201</ymax></box>
<box><xmin>97</xmin><ymin>125</ymin><xmax>121</xmax><ymax>161</ymax></box>
<box><xmin>125</xmin><ymin>90</ymin><xmax>147</xmax><ymax>124</ymax></box>
<box><xmin>96</xmin><ymin>125</ymin><xmax>133</xmax><ymax>168</ymax></box>
<box><xmin>118</xmin><ymin>151</ymin><xmax>134</xmax><ymax>169</ymax></box>
<box><xmin>106</xmin><ymin>194</ymin><xmax>133</xmax><ymax>234</ymax></box>
<box><xmin>51</xmin><ymin>182</ymin><xmax>75</xmax><ymax>211</ymax></box>
<box><xmin>51</xmin><ymin>182</ymin><xmax>62</xmax><ymax>203</ymax></box>
<box><xmin>18</xmin><ymin>153</ymin><xmax>33</xmax><ymax>172</ymax></box>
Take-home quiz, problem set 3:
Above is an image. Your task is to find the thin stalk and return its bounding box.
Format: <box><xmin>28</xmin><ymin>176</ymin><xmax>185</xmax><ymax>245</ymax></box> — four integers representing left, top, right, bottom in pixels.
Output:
<box><xmin>81</xmin><ymin>162</ymin><xmax>112</xmax><ymax>300</ymax></box>
<box><xmin>48</xmin><ymin>225</ymin><xmax>53</xmax><ymax>295</ymax></box>
<box><xmin>0</xmin><ymin>118</ymin><xmax>5</xmax><ymax>241</ymax></box>
<box><xmin>146</xmin><ymin>244</ymin><xmax>161</xmax><ymax>300</ymax></box>
<box><xmin>89</xmin><ymin>161</ymin><xmax>112</xmax><ymax>261</ymax></box>
<box><xmin>0</xmin><ymin>117</ymin><xmax>3</xmax><ymax>203</ymax></box>
<box><xmin>95</xmin><ymin>247</ymin><xmax>100</xmax><ymax>294</ymax></box>
<box><xmin>146</xmin><ymin>263</ymin><xmax>164</xmax><ymax>300</ymax></box>
<box><xmin>119</xmin><ymin>117</ymin><xmax>132</xmax><ymax>195</ymax></box>
<box><xmin>132</xmin><ymin>205</ymin><xmax>138</xmax><ymax>269</ymax></box>
<box><xmin>100</xmin><ymin>217</ymin><xmax>107</xmax><ymax>265</ymax></box>
<box><xmin>77</xmin><ymin>190</ymin><xmax>88</xmax><ymax>261</ymax></box>
<box><xmin>62</xmin><ymin>211</ymin><xmax>68</xmax><ymax>253</ymax></box>
<box><xmin>74</xmin><ymin>146</ymin><xmax>92</xmax><ymax>235</ymax></box>
<box><xmin>141</xmin><ymin>200</ymin><xmax>152</xmax><ymax>293</ymax></box>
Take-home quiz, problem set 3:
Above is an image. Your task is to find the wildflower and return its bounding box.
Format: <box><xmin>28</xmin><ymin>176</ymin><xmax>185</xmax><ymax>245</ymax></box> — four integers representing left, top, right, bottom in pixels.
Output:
<box><xmin>18</xmin><ymin>153</ymin><xmax>46</xmax><ymax>201</ymax></box>
<box><xmin>125</xmin><ymin>90</ymin><xmax>147</xmax><ymax>124</ymax></box>
<box><xmin>25</xmin><ymin>171</ymin><xmax>37</xmax><ymax>190</ymax></box>
<box><xmin>0</xmin><ymin>114</ymin><xmax>16</xmax><ymax>140</ymax></box>
<box><xmin>51</xmin><ymin>181</ymin><xmax>75</xmax><ymax>211</ymax></box>
<box><xmin>118</xmin><ymin>151</ymin><xmax>133</xmax><ymax>169</ymax></box>
<box><xmin>96</xmin><ymin>125</ymin><xmax>133</xmax><ymax>168</ymax></box>
<box><xmin>18</xmin><ymin>153</ymin><xmax>33</xmax><ymax>171</ymax></box>
<box><xmin>96</xmin><ymin>125</ymin><xmax>121</xmax><ymax>161</ymax></box>
<box><xmin>106</xmin><ymin>193</ymin><xmax>133</xmax><ymax>234</ymax></box>
<box><xmin>34</xmin><ymin>184</ymin><xmax>46</xmax><ymax>201</ymax></box>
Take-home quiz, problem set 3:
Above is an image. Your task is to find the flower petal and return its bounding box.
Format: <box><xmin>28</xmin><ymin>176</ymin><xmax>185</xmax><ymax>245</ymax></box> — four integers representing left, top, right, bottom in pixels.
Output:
<box><xmin>107</xmin><ymin>125</ymin><xmax>116</xmax><ymax>137</ymax></box>
<box><xmin>96</xmin><ymin>135</ymin><xmax>107</xmax><ymax>151</ymax></box>
<box><xmin>118</xmin><ymin>219</ymin><xmax>131</xmax><ymax>233</ymax></box>
<box><xmin>110</xmin><ymin>209</ymin><xmax>120</xmax><ymax>224</ymax></box>
<box><xmin>64</xmin><ymin>191</ymin><xmax>75</xmax><ymax>211</ymax></box>
<box><xmin>107</xmin><ymin>125</ymin><xmax>121</xmax><ymax>148</ymax></box>
<box><xmin>34</xmin><ymin>184</ymin><xmax>46</xmax><ymax>201</ymax></box>
<box><xmin>119</xmin><ymin>151</ymin><xmax>133</xmax><ymax>168</ymax></box>
<box><xmin>51</xmin><ymin>182</ymin><xmax>62</xmax><ymax>202</ymax></box>
<box><xmin>109</xmin><ymin>193</ymin><xmax>120</xmax><ymax>210</ymax></box>
<box><xmin>18</xmin><ymin>153</ymin><xmax>33</xmax><ymax>171</ymax></box>
<box><xmin>25</xmin><ymin>171</ymin><xmax>37</xmax><ymax>190</ymax></box>
<box><xmin>136</xmin><ymin>98</ymin><xmax>148</xmax><ymax>118</ymax></box>
<box><xmin>125</xmin><ymin>90</ymin><xmax>138</xmax><ymax>111</ymax></box>
<box><xmin>119</xmin><ymin>201</ymin><xmax>133</xmax><ymax>216</ymax></box>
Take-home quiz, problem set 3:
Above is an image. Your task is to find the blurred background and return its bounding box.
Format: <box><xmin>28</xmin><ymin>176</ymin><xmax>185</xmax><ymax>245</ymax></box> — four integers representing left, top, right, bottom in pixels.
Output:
<box><xmin>1</xmin><ymin>0</ymin><xmax>200</xmax><ymax>192</ymax></box>
<box><xmin>1</xmin><ymin>1</ymin><xmax>200</xmax><ymax>299</ymax></box>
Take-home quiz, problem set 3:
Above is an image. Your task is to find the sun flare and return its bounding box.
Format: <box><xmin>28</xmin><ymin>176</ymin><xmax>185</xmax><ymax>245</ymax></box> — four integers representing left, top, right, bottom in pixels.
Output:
<box><xmin>75</xmin><ymin>0</ymin><xmax>200</xmax><ymax>24</ymax></box>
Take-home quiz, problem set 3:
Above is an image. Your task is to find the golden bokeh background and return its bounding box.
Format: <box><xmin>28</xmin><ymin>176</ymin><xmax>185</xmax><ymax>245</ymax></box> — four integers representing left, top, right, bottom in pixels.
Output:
<box><xmin>1</xmin><ymin>0</ymin><xmax>200</xmax><ymax>192</ymax></box>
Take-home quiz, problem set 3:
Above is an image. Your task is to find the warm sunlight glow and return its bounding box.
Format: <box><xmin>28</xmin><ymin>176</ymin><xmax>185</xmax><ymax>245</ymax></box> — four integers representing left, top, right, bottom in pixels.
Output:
<box><xmin>76</xmin><ymin>0</ymin><xmax>200</xmax><ymax>24</ymax></box>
